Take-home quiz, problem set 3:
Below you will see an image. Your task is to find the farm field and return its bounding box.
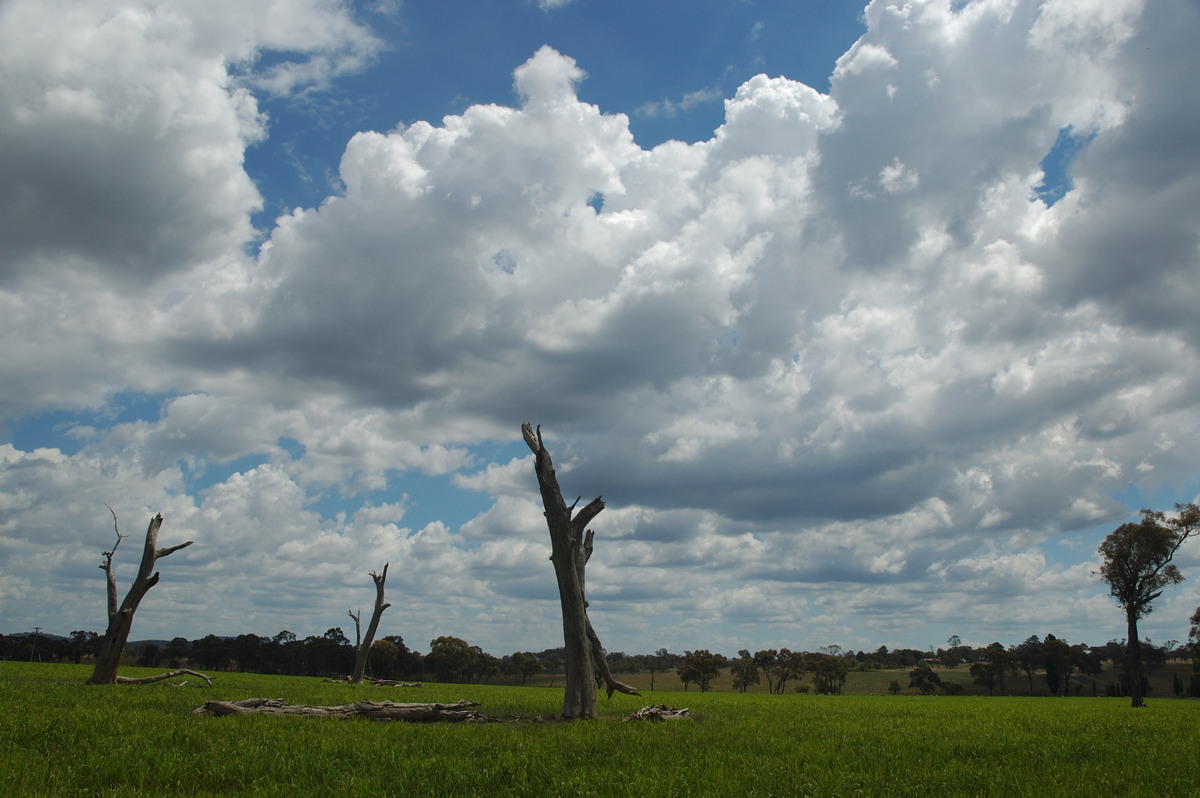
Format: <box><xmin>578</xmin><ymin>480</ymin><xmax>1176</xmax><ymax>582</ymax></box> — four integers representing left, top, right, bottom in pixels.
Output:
<box><xmin>2</xmin><ymin>661</ymin><xmax>1198</xmax><ymax>796</ymax></box>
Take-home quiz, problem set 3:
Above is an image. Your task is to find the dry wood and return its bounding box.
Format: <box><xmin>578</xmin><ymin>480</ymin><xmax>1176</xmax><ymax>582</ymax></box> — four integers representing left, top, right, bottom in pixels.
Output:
<box><xmin>521</xmin><ymin>423</ymin><xmax>640</xmax><ymax>719</ymax></box>
<box><xmin>349</xmin><ymin>563</ymin><xmax>391</xmax><ymax>683</ymax></box>
<box><xmin>624</xmin><ymin>704</ymin><xmax>690</xmax><ymax>722</ymax></box>
<box><xmin>325</xmin><ymin>676</ymin><xmax>421</xmax><ymax>687</ymax></box>
<box><xmin>366</xmin><ymin>678</ymin><xmax>422</xmax><ymax>687</ymax></box>
<box><xmin>87</xmin><ymin>511</ymin><xmax>196</xmax><ymax>685</ymax></box>
<box><xmin>193</xmin><ymin>697</ymin><xmax>497</xmax><ymax>722</ymax></box>
<box><xmin>114</xmin><ymin>668</ymin><xmax>214</xmax><ymax>685</ymax></box>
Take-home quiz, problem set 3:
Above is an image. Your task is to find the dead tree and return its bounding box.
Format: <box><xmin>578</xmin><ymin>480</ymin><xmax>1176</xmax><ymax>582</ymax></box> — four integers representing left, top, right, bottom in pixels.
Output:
<box><xmin>521</xmin><ymin>423</ymin><xmax>639</xmax><ymax>719</ymax></box>
<box><xmin>348</xmin><ymin>563</ymin><xmax>391</xmax><ymax>684</ymax></box>
<box><xmin>193</xmin><ymin>697</ymin><xmax>496</xmax><ymax>722</ymax></box>
<box><xmin>86</xmin><ymin>509</ymin><xmax>195</xmax><ymax>685</ymax></box>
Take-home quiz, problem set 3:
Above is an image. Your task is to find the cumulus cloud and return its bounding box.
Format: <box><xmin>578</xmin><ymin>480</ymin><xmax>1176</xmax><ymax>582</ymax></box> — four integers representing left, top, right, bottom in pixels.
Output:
<box><xmin>2</xmin><ymin>0</ymin><xmax>1199</xmax><ymax>654</ymax></box>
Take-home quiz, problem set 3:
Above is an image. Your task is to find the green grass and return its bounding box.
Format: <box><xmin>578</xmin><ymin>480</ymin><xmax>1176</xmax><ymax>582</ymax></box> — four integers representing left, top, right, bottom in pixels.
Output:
<box><xmin>2</xmin><ymin>662</ymin><xmax>1198</xmax><ymax>796</ymax></box>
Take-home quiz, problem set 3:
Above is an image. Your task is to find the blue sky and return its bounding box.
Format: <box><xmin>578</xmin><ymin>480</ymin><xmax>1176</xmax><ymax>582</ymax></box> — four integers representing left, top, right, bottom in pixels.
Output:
<box><xmin>2</xmin><ymin>0</ymin><xmax>1200</xmax><ymax>661</ymax></box>
<box><xmin>246</xmin><ymin>1</ymin><xmax>867</xmax><ymax>224</ymax></box>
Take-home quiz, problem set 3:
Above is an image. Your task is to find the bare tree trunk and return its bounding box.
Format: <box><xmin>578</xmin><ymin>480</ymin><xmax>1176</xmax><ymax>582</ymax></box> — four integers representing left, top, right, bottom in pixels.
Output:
<box><xmin>87</xmin><ymin>511</ymin><xmax>194</xmax><ymax>685</ymax></box>
<box><xmin>1127</xmin><ymin>612</ymin><xmax>1144</xmax><ymax>707</ymax></box>
<box><xmin>350</xmin><ymin>564</ymin><xmax>391</xmax><ymax>684</ymax></box>
<box><xmin>522</xmin><ymin>423</ymin><xmax>639</xmax><ymax>719</ymax></box>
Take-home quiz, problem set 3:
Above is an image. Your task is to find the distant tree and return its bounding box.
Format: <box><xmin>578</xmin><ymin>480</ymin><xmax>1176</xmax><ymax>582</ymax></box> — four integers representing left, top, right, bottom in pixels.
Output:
<box><xmin>650</xmin><ymin>648</ymin><xmax>678</xmax><ymax>691</ymax></box>
<box><xmin>1041</xmin><ymin>634</ymin><xmax>1074</xmax><ymax>696</ymax></box>
<box><xmin>379</xmin><ymin>635</ymin><xmax>421</xmax><ymax>677</ymax></box>
<box><xmin>426</xmin><ymin>636</ymin><xmax>478</xmax><ymax>683</ymax></box>
<box><xmin>969</xmin><ymin>642</ymin><xmax>1015</xmax><ymax>696</ymax></box>
<box><xmin>270</xmin><ymin>630</ymin><xmax>301</xmax><ymax>674</ymax></box>
<box><xmin>370</xmin><ymin>639</ymin><xmax>399</xmax><ymax>677</ymax></box>
<box><xmin>231</xmin><ymin>634</ymin><xmax>265</xmax><ymax>673</ymax></box>
<box><xmin>68</xmin><ymin>630</ymin><xmax>100</xmax><ymax>664</ymax></box>
<box><xmin>471</xmin><ymin>650</ymin><xmax>502</xmax><ymax>684</ymax></box>
<box><xmin>1097</xmin><ymin>503</ymin><xmax>1200</xmax><ymax>707</ymax></box>
<box><xmin>301</xmin><ymin>628</ymin><xmax>354</xmax><ymax>677</ymax></box>
<box><xmin>679</xmin><ymin>650</ymin><xmax>723</xmax><ymax>692</ymax></box>
<box><xmin>753</xmin><ymin>649</ymin><xmax>779</xmax><ymax>694</ymax></box>
<box><xmin>807</xmin><ymin>652</ymin><xmax>849</xmax><ymax>694</ymax></box>
<box><xmin>755</xmin><ymin>648</ymin><xmax>802</xmax><ymax>694</ymax></box>
<box><xmin>533</xmin><ymin>647</ymin><xmax>564</xmax><ymax>687</ymax></box>
<box><xmin>1072</xmin><ymin>643</ymin><xmax>1103</xmax><ymax>696</ymax></box>
<box><xmin>507</xmin><ymin>651</ymin><xmax>543</xmax><ymax>686</ymax></box>
<box><xmin>676</xmin><ymin>662</ymin><xmax>697</xmax><ymax>691</ymax></box>
<box><xmin>605</xmin><ymin>651</ymin><xmax>633</xmax><ymax>674</ymax></box>
<box><xmin>191</xmin><ymin>634</ymin><xmax>231</xmax><ymax>671</ymax></box>
<box><xmin>1015</xmin><ymin>635</ymin><xmax>1042</xmax><ymax>695</ymax></box>
<box><xmin>887</xmin><ymin>679</ymin><xmax>902</xmax><ymax>695</ymax></box>
<box><xmin>163</xmin><ymin>636</ymin><xmax>190</xmax><ymax>668</ymax></box>
<box><xmin>909</xmin><ymin>663</ymin><xmax>942</xmax><ymax>695</ymax></box>
<box><xmin>730</xmin><ymin>650</ymin><xmax>760</xmax><ymax>693</ymax></box>
<box><xmin>134</xmin><ymin>642</ymin><xmax>162</xmax><ymax>668</ymax></box>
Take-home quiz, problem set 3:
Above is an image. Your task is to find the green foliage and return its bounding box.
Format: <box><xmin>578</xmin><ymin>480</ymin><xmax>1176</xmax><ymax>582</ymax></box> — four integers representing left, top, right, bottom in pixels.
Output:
<box><xmin>806</xmin><ymin>652</ymin><xmax>849</xmax><ymax>695</ymax></box>
<box><xmin>3</xmin><ymin>662</ymin><xmax>1200</xmax><ymax>796</ymax></box>
<box><xmin>1098</xmin><ymin>505</ymin><xmax>1198</xmax><ymax>621</ymax></box>
<box><xmin>909</xmin><ymin>663</ymin><xmax>942</xmax><ymax>695</ymax></box>
<box><xmin>1097</xmin><ymin>504</ymin><xmax>1199</xmax><ymax>707</ymax></box>
<box><xmin>676</xmin><ymin>650</ymin><xmax>723</xmax><ymax>692</ymax></box>
<box><xmin>425</xmin><ymin>636</ymin><xmax>478</xmax><ymax>683</ymax></box>
<box><xmin>729</xmin><ymin>651</ymin><xmax>759</xmax><ymax>693</ymax></box>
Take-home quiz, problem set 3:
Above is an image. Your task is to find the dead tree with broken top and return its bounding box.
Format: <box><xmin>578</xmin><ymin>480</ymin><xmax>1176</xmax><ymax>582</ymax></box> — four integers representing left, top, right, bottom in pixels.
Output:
<box><xmin>522</xmin><ymin>423</ymin><xmax>639</xmax><ymax>719</ymax></box>
<box><xmin>348</xmin><ymin>563</ymin><xmax>391</xmax><ymax>684</ymax></box>
<box><xmin>87</xmin><ymin>509</ymin><xmax>206</xmax><ymax>685</ymax></box>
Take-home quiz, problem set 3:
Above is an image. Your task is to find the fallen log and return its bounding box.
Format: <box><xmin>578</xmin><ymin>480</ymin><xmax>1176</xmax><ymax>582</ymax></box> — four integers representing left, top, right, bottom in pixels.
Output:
<box><xmin>324</xmin><ymin>676</ymin><xmax>422</xmax><ymax>687</ymax></box>
<box><xmin>625</xmin><ymin>704</ymin><xmax>690</xmax><ymax>722</ymax></box>
<box><xmin>115</xmin><ymin>668</ymin><xmax>214</xmax><ymax>685</ymax></box>
<box><xmin>193</xmin><ymin>697</ymin><xmax>498</xmax><ymax>722</ymax></box>
<box><xmin>367</xmin><ymin>678</ymin><xmax>423</xmax><ymax>687</ymax></box>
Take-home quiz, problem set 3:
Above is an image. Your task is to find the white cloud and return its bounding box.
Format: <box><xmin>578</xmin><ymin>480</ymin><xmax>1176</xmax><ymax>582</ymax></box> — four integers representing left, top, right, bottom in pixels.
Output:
<box><xmin>2</xmin><ymin>0</ymin><xmax>1199</xmax><ymax>655</ymax></box>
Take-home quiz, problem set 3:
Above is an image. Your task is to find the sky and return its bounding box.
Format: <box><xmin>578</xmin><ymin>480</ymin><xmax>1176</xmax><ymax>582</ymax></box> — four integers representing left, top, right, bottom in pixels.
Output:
<box><xmin>2</xmin><ymin>0</ymin><xmax>1200</xmax><ymax>660</ymax></box>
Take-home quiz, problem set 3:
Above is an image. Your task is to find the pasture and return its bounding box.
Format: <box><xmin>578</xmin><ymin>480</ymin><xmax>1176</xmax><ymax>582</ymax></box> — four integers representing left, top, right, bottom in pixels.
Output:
<box><xmin>2</xmin><ymin>661</ymin><xmax>1197</xmax><ymax>796</ymax></box>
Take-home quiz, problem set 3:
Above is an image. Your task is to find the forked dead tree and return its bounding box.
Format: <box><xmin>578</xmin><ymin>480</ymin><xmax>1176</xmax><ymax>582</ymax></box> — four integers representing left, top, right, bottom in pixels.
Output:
<box><xmin>521</xmin><ymin>423</ymin><xmax>639</xmax><ymax>719</ymax></box>
<box><xmin>87</xmin><ymin>509</ymin><xmax>203</xmax><ymax>685</ymax></box>
<box><xmin>348</xmin><ymin>563</ymin><xmax>391</xmax><ymax>684</ymax></box>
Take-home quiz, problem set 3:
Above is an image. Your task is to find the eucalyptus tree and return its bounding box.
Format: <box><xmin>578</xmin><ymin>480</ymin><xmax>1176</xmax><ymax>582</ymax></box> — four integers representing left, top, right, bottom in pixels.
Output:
<box><xmin>1097</xmin><ymin>503</ymin><xmax>1200</xmax><ymax>707</ymax></box>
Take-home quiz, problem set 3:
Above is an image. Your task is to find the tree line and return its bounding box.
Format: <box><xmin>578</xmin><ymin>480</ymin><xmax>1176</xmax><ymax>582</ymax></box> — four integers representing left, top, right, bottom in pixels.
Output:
<box><xmin>6</xmin><ymin>622</ymin><xmax>1199</xmax><ymax>699</ymax></box>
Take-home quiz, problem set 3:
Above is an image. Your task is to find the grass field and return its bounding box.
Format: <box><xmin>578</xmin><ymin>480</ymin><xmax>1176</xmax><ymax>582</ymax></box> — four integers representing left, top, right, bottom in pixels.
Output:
<box><xmin>2</xmin><ymin>662</ymin><xmax>1198</xmax><ymax>796</ymax></box>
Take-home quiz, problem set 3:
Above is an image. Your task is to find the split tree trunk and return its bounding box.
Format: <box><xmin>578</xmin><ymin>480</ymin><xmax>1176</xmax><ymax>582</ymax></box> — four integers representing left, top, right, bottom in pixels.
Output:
<box><xmin>349</xmin><ymin>563</ymin><xmax>391</xmax><ymax>684</ymax></box>
<box><xmin>521</xmin><ymin>423</ymin><xmax>639</xmax><ymax>719</ymax></box>
<box><xmin>87</xmin><ymin>512</ymin><xmax>194</xmax><ymax>685</ymax></box>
